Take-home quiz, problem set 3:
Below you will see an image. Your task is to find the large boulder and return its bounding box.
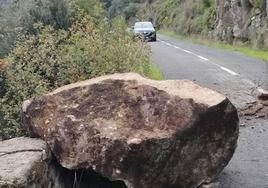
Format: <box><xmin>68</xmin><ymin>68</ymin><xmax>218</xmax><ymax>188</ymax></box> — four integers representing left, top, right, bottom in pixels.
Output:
<box><xmin>0</xmin><ymin>137</ymin><xmax>129</xmax><ymax>188</ymax></box>
<box><xmin>22</xmin><ymin>73</ymin><xmax>239</xmax><ymax>188</ymax></box>
<box><xmin>0</xmin><ymin>137</ymin><xmax>63</xmax><ymax>188</ymax></box>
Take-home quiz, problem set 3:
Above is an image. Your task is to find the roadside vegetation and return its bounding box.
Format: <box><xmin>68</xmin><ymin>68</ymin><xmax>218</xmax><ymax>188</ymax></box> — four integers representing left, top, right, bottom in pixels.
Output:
<box><xmin>0</xmin><ymin>0</ymin><xmax>162</xmax><ymax>140</ymax></box>
<box><xmin>100</xmin><ymin>0</ymin><xmax>216</xmax><ymax>34</ymax></box>
<box><xmin>141</xmin><ymin>0</ymin><xmax>216</xmax><ymax>35</ymax></box>
<box><xmin>100</xmin><ymin>0</ymin><xmax>268</xmax><ymax>61</ymax></box>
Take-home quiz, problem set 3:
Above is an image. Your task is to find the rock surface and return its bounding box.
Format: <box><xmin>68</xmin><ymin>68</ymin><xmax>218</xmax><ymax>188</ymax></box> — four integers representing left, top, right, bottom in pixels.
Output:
<box><xmin>0</xmin><ymin>137</ymin><xmax>63</xmax><ymax>188</ymax></box>
<box><xmin>22</xmin><ymin>73</ymin><xmax>239</xmax><ymax>188</ymax></box>
<box><xmin>199</xmin><ymin>182</ymin><xmax>220</xmax><ymax>188</ymax></box>
<box><xmin>257</xmin><ymin>88</ymin><xmax>268</xmax><ymax>100</ymax></box>
<box><xmin>215</xmin><ymin>0</ymin><xmax>268</xmax><ymax>48</ymax></box>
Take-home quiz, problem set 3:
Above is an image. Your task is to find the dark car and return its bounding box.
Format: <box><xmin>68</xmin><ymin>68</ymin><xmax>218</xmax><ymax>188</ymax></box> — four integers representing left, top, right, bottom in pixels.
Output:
<box><xmin>133</xmin><ymin>21</ymin><xmax>156</xmax><ymax>41</ymax></box>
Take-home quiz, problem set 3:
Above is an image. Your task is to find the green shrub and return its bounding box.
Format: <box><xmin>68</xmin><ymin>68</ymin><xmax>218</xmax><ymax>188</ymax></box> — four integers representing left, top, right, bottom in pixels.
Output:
<box><xmin>202</xmin><ymin>0</ymin><xmax>213</xmax><ymax>8</ymax></box>
<box><xmin>251</xmin><ymin>0</ymin><xmax>262</xmax><ymax>8</ymax></box>
<box><xmin>0</xmin><ymin>11</ymin><xmax>151</xmax><ymax>139</ymax></box>
<box><xmin>75</xmin><ymin>0</ymin><xmax>106</xmax><ymax>22</ymax></box>
<box><xmin>0</xmin><ymin>0</ymin><xmax>73</xmax><ymax>58</ymax></box>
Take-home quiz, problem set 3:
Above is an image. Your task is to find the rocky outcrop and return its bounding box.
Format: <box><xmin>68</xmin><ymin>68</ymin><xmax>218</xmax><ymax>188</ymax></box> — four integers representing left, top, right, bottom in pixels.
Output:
<box><xmin>22</xmin><ymin>73</ymin><xmax>239</xmax><ymax>188</ymax></box>
<box><xmin>0</xmin><ymin>137</ymin><xmax>63</xmax><ymax>188</ymax></box>
<box><xmin>215</xmin><ymin>0</ymin><xmax>268</xmax><ymax>48</ymax></box>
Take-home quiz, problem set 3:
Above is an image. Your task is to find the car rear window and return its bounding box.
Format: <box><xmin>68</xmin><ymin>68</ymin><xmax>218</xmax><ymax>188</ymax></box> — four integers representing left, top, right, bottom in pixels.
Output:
<box><xmin>134</xmin><ymin>22</ymin><xmax>153</xmax><ymax>29</ymax></box>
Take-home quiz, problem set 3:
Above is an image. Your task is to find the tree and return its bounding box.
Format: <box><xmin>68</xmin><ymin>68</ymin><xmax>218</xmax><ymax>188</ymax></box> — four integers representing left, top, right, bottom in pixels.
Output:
<box><xmin>0</xmin><ymin>0</ymin><xmax>72</xmax><ymax>58</ymax></box>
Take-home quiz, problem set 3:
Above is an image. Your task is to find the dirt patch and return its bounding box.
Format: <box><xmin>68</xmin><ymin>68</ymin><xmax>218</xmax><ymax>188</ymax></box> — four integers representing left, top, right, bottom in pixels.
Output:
<box><xmin>239</xmin><ymin>100</ymin><xmax>268</xmax><ymax>119</ymax></box>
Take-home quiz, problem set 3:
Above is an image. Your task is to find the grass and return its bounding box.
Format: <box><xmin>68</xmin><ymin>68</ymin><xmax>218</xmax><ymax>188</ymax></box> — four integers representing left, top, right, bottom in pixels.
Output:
<box><xmin>147</xmin><ymin>63</ymin><xmax>164</xmax><ymax>80</ymax></box>
<box><xmin>159</xmin><ymin>30</ymin><xmax>268</xmax><ymax>61</ymax></box>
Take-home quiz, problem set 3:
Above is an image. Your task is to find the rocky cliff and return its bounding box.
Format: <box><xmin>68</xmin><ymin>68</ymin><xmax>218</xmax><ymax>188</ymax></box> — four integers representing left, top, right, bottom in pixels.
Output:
<box><xmin>141</xmin><ymin>0</ymin><xmax>268</xmax><ymax>49</ymax></box>
<box><xmin>215</xmin><ymin>0</ymin><xmax>268</xmax><ymax>49</ymax></box>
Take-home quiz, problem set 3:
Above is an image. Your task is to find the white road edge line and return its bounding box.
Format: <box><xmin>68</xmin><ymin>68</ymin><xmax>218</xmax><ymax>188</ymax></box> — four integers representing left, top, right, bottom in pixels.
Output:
<box><xmin>220</xmin><ymin>67</ymin><xmax>239</xmax><ymax>76</ymax></box>
<box><xmin>166</xmin><ymin>43</ymin><xmax>172</xmax><ymax>46</ymax></box>
<box><xmin>159</xmin><ymin>40</ymin><xmax>239</xmax><ymax>76</ymax></box>
<box><xmin>197</xmin><ymin>55</ymin><xmax>209</xmax><ymax>61</ymax></box>
<box><xmin>183</xmin><ymin>50</ymin><xmax>193</xmax><ymax>54</ymax></box>
<box><xmin>161</xmin><ymin>41</ymin><xmax>209</xmax><ymax>61</ymax></box>
<box><xmin>174</xmin><ymin>46</ymin><xmax>182</xmax><ymax>50</ymax></box>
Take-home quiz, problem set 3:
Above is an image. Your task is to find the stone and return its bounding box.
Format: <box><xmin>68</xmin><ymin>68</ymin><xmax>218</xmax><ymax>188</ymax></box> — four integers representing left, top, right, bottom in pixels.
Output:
<box><xmin>22</xmin><ymin>73</ymin><xmax>239</xmax><ymax>188</ymax></box>
<box><xmin>0</xmin><ymin>137</ymin><xmax>63</xmax><ymax>188</ymax></box>
<box><xmin>215</xmin><ymin>0</ymin><xmax>268</xmax><ymax>48</ymax></box>
<box><xmin>267</xmin><ymin>0</ymin><xmax>268</xmax><ymax>15</ymax></box>
<box><xmin>0</xmin><ymin>137</ymin><xmax>133</xmax><ymax>188</ymax></box>
<box><xmin>233</xmin><ymin>24</ymin><xmax>242</xmax><ymax>38</ymax></box>
<box><xmin>199</xmin><ymin>182</ymin><xmax>220</xmax><ymax>188</ymax></box>
<box><xmin>257</xmin><ymin>88</ymin><xmax>268</xmax><ymax>100</ymax></box>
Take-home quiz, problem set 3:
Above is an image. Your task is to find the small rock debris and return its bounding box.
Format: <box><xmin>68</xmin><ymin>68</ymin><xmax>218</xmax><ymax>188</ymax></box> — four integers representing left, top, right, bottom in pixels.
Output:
<box><xmin>239</xmin><ymin>99</ymin><xmax>268</xmax><ymax>120</ymax></box>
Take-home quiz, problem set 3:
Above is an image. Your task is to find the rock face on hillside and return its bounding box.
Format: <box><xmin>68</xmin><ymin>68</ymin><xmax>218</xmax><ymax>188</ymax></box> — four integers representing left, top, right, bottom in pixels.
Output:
<box><xmin>215</xmin><ymin>0</ymin><xmax>268</xmax><ymax>48</ymax></box>
<box><xmin>22</xmin><ymin>73</ymin><xmax>239</xmax><ymax>188</ymax></box>
<box><xmin>0</xmin><ymin>137</ymin><xmax>63</xmax><ymax>188</ymax></box>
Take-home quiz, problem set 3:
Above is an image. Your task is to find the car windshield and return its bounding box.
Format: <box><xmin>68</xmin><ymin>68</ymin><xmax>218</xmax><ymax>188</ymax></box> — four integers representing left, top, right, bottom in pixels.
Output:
<box><xmin>134</xmin><ymin>22</ymin><xmax>153</xmax><ymax>29</ymax></box>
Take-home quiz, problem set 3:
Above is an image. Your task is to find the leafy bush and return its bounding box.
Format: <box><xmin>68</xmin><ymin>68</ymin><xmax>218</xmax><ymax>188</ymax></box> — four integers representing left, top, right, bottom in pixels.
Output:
<box><xmin>0</xmin><ymin>10</ymin><xmax>151</xmax><ymax>139</ymax></box>
<box><xmin>75</xmin><ymin>0</ymin><xmax>106</xmax><ymax>22</ymax></box>
<box><xmin>251</xmin><ymin>0</ymin><xmax>262</xmax><ymax>8</ymax></box>
<box><xmin>0</xmin><ymin>0</ymin><xmax>72</xmax><ymax>58</ymax></box>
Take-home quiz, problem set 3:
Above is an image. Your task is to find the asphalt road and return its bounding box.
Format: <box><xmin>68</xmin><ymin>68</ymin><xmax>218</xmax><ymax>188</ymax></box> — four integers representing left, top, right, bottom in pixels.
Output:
<box><xmin>150</xmin><ymin>35</ymin><xmax>268</xmax><ymax>188</ymax></box>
